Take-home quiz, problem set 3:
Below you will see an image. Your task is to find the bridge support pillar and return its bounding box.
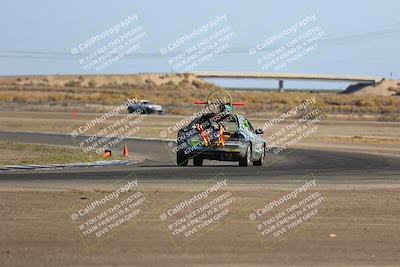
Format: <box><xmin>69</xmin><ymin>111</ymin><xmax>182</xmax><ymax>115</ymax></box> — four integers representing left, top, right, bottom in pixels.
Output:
<box><xmin>278</xmin><ymin>80</ymin><xmax>284</xmax><ymax>93</ymax></box>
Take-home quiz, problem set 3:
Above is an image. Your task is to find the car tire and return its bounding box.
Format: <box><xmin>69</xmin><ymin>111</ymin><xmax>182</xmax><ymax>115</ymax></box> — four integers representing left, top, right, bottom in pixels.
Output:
<box><xmin>193</xmin><ymin>157</ymin><xmax>203</xmax><ymax>166</ymax></box>
<box><xmin>176</xmin><ymin>151</ymin><xmax>188</xmax><ymax>166</ymax></box>
<box><xmin>239</xmin><ymin>145</ymin><xmax>251</xmax><ymax>167</ymax></box>
<box><xmin>253</xmin><ymin>147</ymin><xmax>265</xmax><ymax>166</ymax></box>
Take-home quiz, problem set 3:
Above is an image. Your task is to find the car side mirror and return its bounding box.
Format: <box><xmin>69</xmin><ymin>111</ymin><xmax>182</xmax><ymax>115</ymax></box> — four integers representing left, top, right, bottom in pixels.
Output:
<box><xmin>255</xmin><ymin>129</ymin><xmax>264</xmax><ymax>135</ymax></box>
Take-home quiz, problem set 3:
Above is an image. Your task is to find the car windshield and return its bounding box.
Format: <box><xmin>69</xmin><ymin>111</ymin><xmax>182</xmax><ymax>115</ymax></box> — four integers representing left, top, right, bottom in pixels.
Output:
<box><xmin>190</xmin><ymin>113</ymin><xmax>238</xmax><ymax>133</ymax></box>
<box><xmin>211</xmin><ymin>114</ymin><xmax>238</xmax><ymax>133</ymax></box>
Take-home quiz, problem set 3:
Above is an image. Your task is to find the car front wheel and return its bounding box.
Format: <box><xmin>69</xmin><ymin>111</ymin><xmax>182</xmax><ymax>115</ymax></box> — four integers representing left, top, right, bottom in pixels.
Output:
<box><xmin>253</xmin><ymin>147</ymin><xmax>265</xmax><ymax>166</ymax></box>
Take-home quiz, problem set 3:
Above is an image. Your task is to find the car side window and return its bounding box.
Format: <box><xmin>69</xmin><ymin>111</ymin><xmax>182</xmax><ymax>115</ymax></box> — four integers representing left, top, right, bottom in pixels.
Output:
<box><xmin>243</xmin><ymin>118</ymin><xmax>254</xmax><ymax>132</ymax></box>
<box><xmin>247</xmin><ymin>121</ymin><xmax>255</xmax><ymax>132</ymax></box>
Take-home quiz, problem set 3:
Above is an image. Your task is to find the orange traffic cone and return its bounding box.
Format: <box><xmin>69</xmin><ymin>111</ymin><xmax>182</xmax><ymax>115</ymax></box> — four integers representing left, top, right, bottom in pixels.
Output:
<box><xmin>123</xmin><ymin>145</ymin><xmax>128</xmax><ymax>157</ymax></box>
<box><xmin>103</xmin><ymin>150</ymin><xmax>111</xmax><ymax>159</ymax></box>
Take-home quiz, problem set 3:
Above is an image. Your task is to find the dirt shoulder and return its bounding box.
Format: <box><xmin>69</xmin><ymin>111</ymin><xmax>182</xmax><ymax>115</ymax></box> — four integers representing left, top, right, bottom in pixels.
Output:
<box><xmin>0</xmin><ymin>140</ymin><xmax>140</xmax><ymax>166</ymax></box>
<box><xmin>1</xmin><ymin>185</ymin><xmax>399</xmax><ymax>266</ymax></box>
<box><xmin>0</xmin><ymin>141</ymin><xmax>104</xmax><ymax>165</ymax></box>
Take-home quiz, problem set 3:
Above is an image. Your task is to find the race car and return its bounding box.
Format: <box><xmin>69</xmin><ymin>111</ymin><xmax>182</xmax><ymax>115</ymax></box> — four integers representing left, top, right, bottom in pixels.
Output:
<box><xmin>127</xmin><ymin>100</ymin><xmax>163</xmax><ymax>114</ymax></box>
<box><xmin>176</xmin><ymin>89</ymin><xmax>266</xmax><ymax>167</ymax></box>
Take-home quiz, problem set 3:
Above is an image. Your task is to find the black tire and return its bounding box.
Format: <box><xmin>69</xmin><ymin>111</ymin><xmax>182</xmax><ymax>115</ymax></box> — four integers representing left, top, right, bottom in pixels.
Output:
<box><xmin>253</xmin><ymin>147</ymin><xmax>265</xmax><ymax>166</ymax></box>
<box><xmin>176</xmin><ymin>151</ymin><xmax>188</xmax><ymax>166</ymax></box>
<box><xmin>239</xmin><ymin>145</ymin><xmax>252</xmax><ymax>167</ymax></box>
<box><xmin>193</xmin><ymin>157</ymin><xmax>203</xmax><ymax>166</ymax></box>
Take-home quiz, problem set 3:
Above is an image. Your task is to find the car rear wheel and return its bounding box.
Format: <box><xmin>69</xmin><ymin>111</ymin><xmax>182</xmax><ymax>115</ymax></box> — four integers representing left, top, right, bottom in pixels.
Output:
<box><xmin>177</xmin><ymin>151</ymin><xmax>188</xmax><ymax>166</ymax></box>
<box><xmin>239</xmin><ymin>145</ymin><xmax>251</xmax><ymax>167</ymax></box>
<box><xmin>193</xmin><ymin>157</ymin><xmax>203</xmax><ymax>166</ymax></box>
<box><xmin>253</xmin><ymin>147</ymin><xmax>265</xmax><ymax>166</ymax></box>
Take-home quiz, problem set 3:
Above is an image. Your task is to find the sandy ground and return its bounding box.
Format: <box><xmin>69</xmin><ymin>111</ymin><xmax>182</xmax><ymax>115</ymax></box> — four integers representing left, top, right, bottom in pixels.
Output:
<box><xmin>344</xmin><ymin>80</ymin><xmax>400</xmax><ymax>96</ymax></box>
<box><xmin>1</xmin><ymin>184</ymin><xmax>400</xmax><ymax>267</ymax></box>
<box><xmin>0</xmin><ymin>141</ymin><xmax>108</xmax><ymax>165</ymax></box>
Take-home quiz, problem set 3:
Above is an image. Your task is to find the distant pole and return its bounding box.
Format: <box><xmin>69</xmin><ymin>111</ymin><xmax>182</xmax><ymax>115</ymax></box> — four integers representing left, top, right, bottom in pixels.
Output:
<box><xmin>390</xmin><ymin>73</ymin><xmax>393</xmax><ymax>80</ymax></box>
<box><xmin>279</xmin><ymin>80</ymin><xmax>284</xmax><ymax>93</ymax></box>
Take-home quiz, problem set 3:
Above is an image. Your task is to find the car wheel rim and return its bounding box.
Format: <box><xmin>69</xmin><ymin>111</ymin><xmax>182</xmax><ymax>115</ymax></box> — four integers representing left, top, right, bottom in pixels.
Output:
<box><xmin>261</xmin><ymin>149</ymin><xmax>265</xmax><ymax>164</ymax></box>
<box><xmin>247</xmin><ymin>147</ymin><xmax>251</xmax><ymax>165</ymax></box>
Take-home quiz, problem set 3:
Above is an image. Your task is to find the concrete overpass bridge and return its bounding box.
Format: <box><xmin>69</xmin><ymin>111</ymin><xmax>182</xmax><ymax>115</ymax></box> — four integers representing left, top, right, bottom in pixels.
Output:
<box><xmin>192</xmin><ymin>71</ymin><xmax>384</xmax><ymax>92</ymax></box>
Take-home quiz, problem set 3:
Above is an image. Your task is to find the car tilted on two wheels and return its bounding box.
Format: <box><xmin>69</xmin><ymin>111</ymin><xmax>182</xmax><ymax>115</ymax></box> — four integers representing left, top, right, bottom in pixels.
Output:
<box><xmin>176</xmin><ymin>89</ymin><xmax>267</xmax><ymax>167</ymax></box>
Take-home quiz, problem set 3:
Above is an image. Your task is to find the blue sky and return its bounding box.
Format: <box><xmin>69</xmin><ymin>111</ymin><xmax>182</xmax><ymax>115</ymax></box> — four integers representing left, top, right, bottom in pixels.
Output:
<box><xmin>1</xmin><ymin>0</ymin><xmax>399</xmax><ymax>89</ymax></box>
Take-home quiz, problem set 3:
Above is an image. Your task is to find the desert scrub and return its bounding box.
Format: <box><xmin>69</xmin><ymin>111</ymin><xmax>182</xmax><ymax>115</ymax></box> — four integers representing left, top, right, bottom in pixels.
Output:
<box><xmin>0</xmin><ymin>141</ymin><xmax>104</xmax><ymax>165</ymax></box>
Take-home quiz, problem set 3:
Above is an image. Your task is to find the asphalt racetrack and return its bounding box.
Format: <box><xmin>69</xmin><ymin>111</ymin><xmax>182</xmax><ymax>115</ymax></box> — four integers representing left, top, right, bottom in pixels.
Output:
<box><xmin>0</xmin><ymin>131</ymin><xmax>398</xmax><ymax>186</ymax></box>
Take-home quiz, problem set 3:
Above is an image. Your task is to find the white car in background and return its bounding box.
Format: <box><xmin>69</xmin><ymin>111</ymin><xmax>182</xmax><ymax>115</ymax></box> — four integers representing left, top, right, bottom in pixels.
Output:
<box><xmin>127</xmin><ymin>100</ymin><xmax>163</xmax><ymax>115</ymax></box>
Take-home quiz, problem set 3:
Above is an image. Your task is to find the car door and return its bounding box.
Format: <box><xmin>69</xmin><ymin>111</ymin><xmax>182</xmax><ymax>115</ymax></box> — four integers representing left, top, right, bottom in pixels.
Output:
<box><xmin>241</xmin><ymin>117</ymin><xmax>263</xmax><ymax>159</ymax></box>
